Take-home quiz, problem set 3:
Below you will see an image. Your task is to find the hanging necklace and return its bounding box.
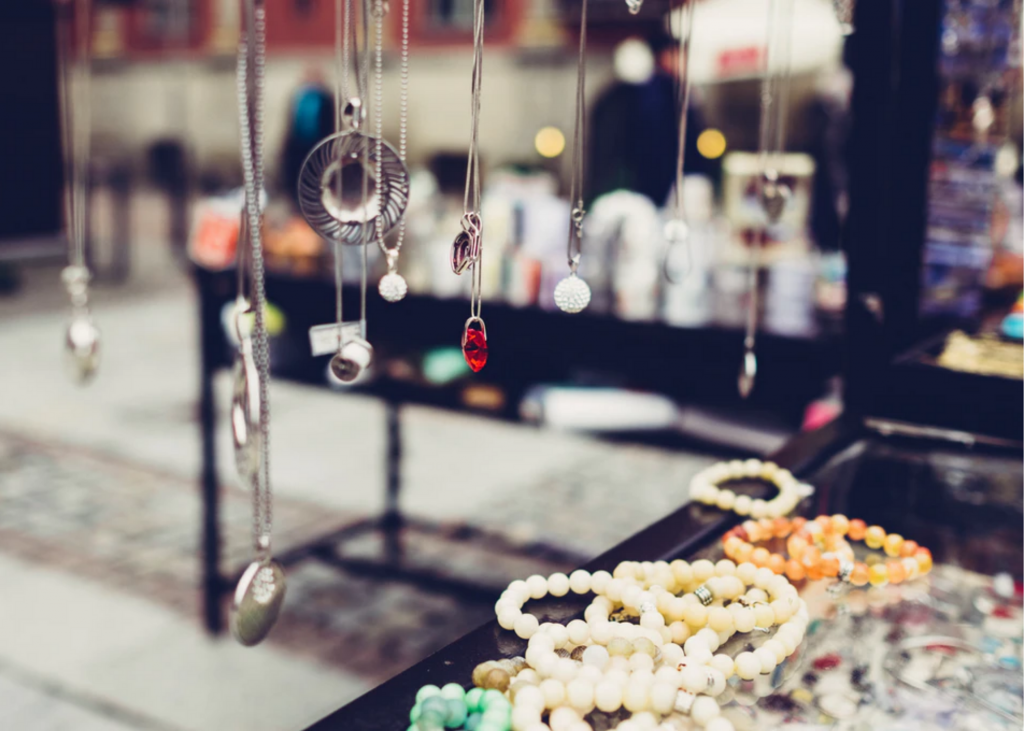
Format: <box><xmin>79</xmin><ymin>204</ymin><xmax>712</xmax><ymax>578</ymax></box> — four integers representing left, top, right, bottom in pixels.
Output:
<box><xmin>57</xmin><ymin>0</ymin><xmax>100</xmax><ymax>384</ymax></box>
<box><xmin>739</xmin><ymin>0</ymin><xmax>793</xmax><ymax>399</ymax></box>
<box><xmin>300</xmin><ymin>0</ymin><xmax>397</xmax><ymax>382</ymax></box>
<box><xmin>553</xmin><ymin>0</ymin><xmax>592</xmax><ymax>315</ymax></box>
<box><xmin>230</xmin><ymin>0</ymin><xmax>285</xmax><ymax>647</ymax></box>
<box><xmin>374</xmin><ymin>0</ymin><xmax>411</xmax><ymax>303</ymax></box>
<box><xmin>663</xmin><ymin>0</ymin><xmax>697</xmax><ymax>284</ymax></box>
<box><xmin>453</xmin><ymin>0</ymin><xmax>488</xmax><ymax>372</ymax></box>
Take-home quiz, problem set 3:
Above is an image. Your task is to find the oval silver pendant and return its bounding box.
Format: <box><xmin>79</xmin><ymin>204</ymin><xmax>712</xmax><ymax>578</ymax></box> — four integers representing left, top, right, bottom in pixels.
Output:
<box><xmin>65</xmin><ymin>315</ymin><xmax>100</xmax><ymax>384</ymax></box>
<box><xmin>328</xmin><ymin>337</ymin><xmax>374</xmax><ymax>383</ymax></box>
<box><xmin>297</xmin><ymin>131</ymin><xmax>409</xmax><ymax>245</ymax></box>
<box><xmin>231</xmin><ymin>559</ymin><xmax>286</xmax><ymax>647</ymax></box>
<box><xmin>554</xmin><ymin>273</ymin><xmax>592</xmax><ymax>314</ymax></box>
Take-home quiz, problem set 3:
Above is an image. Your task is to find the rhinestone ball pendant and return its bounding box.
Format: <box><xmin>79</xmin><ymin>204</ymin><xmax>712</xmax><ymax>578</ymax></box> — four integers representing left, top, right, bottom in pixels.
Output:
<box><xmin>554</xmin><ymin>273</ymin><xmax>592</xmax><ymax>314</ymax></box>
<box><xmin>378</xmin><ymin>272</ymin><xmax>408</xmax><ymax>303</ymax></box>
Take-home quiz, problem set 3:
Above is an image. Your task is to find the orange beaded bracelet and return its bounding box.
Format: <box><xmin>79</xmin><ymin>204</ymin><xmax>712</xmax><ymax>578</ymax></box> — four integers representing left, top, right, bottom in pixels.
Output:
<box><xmin>721</xmin><ymin>514</ymin><xmax>933</xmax><ymax>587</ymax></box>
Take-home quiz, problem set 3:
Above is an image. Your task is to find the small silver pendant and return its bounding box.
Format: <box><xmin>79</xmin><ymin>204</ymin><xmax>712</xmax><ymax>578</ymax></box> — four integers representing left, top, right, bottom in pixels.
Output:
<box><xmin>554</xmin><ymin>273</ymin><xmax>592</xmax><ymax>314</ymax></box>
<box><xmin>626</xmin><ymin>0</ymin><xmax>643</xmax><ymax>14</ymax></box>
<box><xmin>64</xmin><ymin>314</ymin><xmax>100</xmax><ymax>384</ymax></box>
<box><xmin>328</xmin><ymin>336</ymin><xmax>374</xmax><ymax>383</ymax></box>
<box><xmin>738</xmin><ymin>348</ymin><xmax>757</xmax><ymax>398</ymax></box>
<box><xmin>760</xmin><ymin>176</ymin><xmax>791</xmax><ymax>225</ymax></box>
<box><xmin>378</xmin><ymin>272</ymin><xmax>408</xmax><ymax>303</ymax></box>
<box><xmin>231</xmin><ymin>559</ymin><xmax>286</xmax><ymax>647</ymax></box>
<box><xmin>231</xmin><ymin>354</ymin><xmax>261</xmax><ymax>480</ymax></box>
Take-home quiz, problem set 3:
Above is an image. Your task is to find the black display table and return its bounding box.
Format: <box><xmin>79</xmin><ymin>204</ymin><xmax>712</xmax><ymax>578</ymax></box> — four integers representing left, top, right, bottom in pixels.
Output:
<box><xmin>302</xmin><ymin>415</ymin><xmax>1023</xmax><ymax>730</ymax></box>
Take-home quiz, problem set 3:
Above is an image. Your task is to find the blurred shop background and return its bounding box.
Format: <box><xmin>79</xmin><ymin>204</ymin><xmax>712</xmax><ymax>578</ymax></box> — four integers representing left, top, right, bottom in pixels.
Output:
<box><xmin>0</xmin><ymin>0</ymin><xmax>1020</xmax><ymax>730</ymax></box>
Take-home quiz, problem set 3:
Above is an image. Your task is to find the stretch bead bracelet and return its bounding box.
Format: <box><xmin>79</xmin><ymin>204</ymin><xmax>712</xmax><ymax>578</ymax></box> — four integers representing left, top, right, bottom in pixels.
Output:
<box><xmin>722</xmin><ymin>514</ymin><xmax>933</xmax><ymax>586</ymax></box>
<box><xmin>688</xmin><ymin>459</ymin><xmax>812</xmax><ymax>519</ymax></box>
<box><xmin>486</xmin><ymin>562</ymin><xmax>810</xmax><ymax>731</ymax></box>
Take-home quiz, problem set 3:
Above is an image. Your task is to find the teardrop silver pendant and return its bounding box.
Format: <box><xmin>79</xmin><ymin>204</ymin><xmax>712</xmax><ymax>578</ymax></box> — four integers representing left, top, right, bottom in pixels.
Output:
<box><xmin>231</xmin><ymin>559</ymin><xmax>287</xmax><ymax>647</ymax></box>
<box><xmin>64</xmin><ymin>314</ymin><xmax>101</xmax><ymax>384</ymax></box>
<box><xmin>738</xmin><ymin>348</ymin><xmax>757</xmax><ymax>399</ymax></box>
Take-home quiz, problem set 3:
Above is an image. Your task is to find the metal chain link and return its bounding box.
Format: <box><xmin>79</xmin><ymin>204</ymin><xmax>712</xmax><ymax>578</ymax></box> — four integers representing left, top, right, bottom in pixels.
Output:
<box><xmin>236</xmin><ymin>0</ymin><xmax>272</xmax><ymax>554</ymax></box>
<box><xmin>565</xmin><ymin>0</ymin><xmax>588</xmax><ymax>273</ymax></box>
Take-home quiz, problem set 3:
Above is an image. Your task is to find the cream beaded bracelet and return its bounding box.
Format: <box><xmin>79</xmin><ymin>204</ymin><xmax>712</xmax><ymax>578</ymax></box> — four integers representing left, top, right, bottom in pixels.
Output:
<box><xmin>688</xmin><ymin>459</ymin><xmax>813</xmax><ymax>519</ymax></box>
<box><xmin>491</xmin><ymin>561</ymin><xmax>809</xmax><ymax>731</ymax></box>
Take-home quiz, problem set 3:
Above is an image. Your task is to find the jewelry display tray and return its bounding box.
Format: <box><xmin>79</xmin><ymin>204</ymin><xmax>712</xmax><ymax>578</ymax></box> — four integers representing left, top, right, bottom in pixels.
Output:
<box><xmin>303</xmin><ymin>417</ymin><xmax>1023</xmax><ymax>730</ymax></box>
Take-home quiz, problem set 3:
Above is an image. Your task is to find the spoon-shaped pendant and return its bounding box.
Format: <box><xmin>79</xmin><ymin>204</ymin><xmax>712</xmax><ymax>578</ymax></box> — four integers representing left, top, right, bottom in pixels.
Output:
<box><xmin>231</xmin><ymin>558</ymin><xmax>286</xmax><ymax>646</ymax></box>
<box><xmin>65</xmin><ymin>314</ymin><xmax>101</xmax><ymax>384</ymax></box>
<box><xmin>738</xmin><ymin>348</ymin><xmax>757</xmax><ymax>398</ymax></box>
<box><xmin>328</xmin><ymin>336</ymin><xmax>374</xmax><ymax>383</ymax></box>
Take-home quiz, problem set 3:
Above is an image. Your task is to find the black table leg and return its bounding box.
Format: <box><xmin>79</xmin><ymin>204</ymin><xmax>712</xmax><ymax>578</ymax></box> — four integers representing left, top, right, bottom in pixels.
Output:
<box><xmin>198</xmin><ymin>274</ymin><xmax>223</xmax><ymax>634</ymax></box>
<box><xmin>382</xmin><ymin>398</ymin><xmax>404</xmax><ymax>565</ymax></box>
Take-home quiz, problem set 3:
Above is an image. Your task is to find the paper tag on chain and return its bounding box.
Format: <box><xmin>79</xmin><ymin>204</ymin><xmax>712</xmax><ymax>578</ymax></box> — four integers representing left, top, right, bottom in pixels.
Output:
<box><xmin>308</xmin><ymin>322</ymin><xmax>362</xmax><ymax>356</ymax></box>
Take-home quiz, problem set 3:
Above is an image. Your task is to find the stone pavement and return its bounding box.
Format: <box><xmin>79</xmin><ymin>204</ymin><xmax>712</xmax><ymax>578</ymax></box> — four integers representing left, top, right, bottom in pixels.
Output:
<box><xmin>0</xmin><ymin>261</ymin><xmax>716</xmax><ymax>729</ymax></box>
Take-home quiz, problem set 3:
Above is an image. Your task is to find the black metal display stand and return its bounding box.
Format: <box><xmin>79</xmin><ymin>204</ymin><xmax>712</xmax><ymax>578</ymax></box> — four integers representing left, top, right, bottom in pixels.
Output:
<box><xmin>194</xmin><ymin>267</ymin><xmax>841</xmax><ymax>634</ymax></box>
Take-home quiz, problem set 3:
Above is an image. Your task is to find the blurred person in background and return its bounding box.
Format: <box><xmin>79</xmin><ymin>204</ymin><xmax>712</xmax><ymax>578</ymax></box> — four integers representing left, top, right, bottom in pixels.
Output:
<box><xmin>280</xmin><ymin>72</ymin><xmax>335</xmax><ymax>206</ymax></box>
<box><xmin>587</xmin><ymin>32</ymin><xmax>715</xmax><ymax>207</ymax></box>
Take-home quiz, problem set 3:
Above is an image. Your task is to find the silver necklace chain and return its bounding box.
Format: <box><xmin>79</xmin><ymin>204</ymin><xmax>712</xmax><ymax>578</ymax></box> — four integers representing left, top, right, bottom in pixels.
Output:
<box><xmin>741</xmin><ymin>0</ymin><xmax>793</xmax><ymax>397</ymax></box>
<box><xmin>57</xmin><ymin>0</ymin><xmax>91</xmax><ymax>272</ymax></box>
<box><xmin>566</xmin><ymin>0</ymin><xmax>588</xmax><ymax>274</ymax></box>
<box><xmin>465</xmin><ymin>0</ymin><xmax>485</xmax><ymax>320</ymax></box>
<box><xmin>671</xmin><ymin>0</ymin><xmax>695</xmax><ymax>227</ymax></box>
<box><xmin>236</xmin><ymin>0</ymin><xmax>272</xmax><ymax>553</ymax></box>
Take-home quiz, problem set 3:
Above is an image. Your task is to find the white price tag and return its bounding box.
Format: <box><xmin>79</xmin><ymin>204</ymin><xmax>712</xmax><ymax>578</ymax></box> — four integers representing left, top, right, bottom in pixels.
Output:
<box><xmin>308</xmin><ymin>322</ymin><xmax>362</xmax><ymax>356</ymax></box>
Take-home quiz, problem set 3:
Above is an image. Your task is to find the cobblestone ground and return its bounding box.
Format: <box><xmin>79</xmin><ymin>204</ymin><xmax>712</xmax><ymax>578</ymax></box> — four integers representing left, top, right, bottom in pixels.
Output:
<box><xmin>0</xmin><ymin>428</ymin><xmax>710</xmax><ymax>686</ymax></box>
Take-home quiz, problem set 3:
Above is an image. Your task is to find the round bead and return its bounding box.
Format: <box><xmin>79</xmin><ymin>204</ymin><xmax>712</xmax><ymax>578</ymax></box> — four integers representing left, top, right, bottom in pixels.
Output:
<box><xmin>691</xmin><ymin>696</ymin><xmax>721</xmax><ymax>726</ymax></box>
<box><xmin>566</xmin><ymin>620</ymin><xmax>589</xmax><ymax>645</ymax></box>
<box><xmin>514</xmin><ymin>613</ymin><xmax>539</xmax><ymax>639</ymax></box>
<box><xmin>671</xmin><ymin>560</ymin><xmax>694</xmax><ymax>586</ymax></box>
<box><xmin>732</xmin><ymin>607</ymin><xmax>756</xmax><ymax>633</ymax></box>
<box><xmin>594</xmin><ymin>680</ymin><xmax>623</xmax><ymax>713</ymax></box>
<box><xmin>669</xmin><ymin>621</ymin><xmax>691</xmax><ymax>643</ymax></box>
<box><xmin>539</xmin><ymin>679</ymin><xmax>565</xmax><ymax>709</ymax></box>
<box><xmin>762</xmin><ymin>638</ymin><xmax>787</xmax><ymax>663</ymax></box>
<box><xmin>683</xmin><ymin>602</ymin><xmax>709</xmax><ymax>628</ymax></box>
<box><xmin>552</xmin><ymin>658</ymin><xmax>578</xmax><ymax>683</ymax></box>
<box><xmin>695</xmin><ymin>627</ymin><xmax>721</xmax><ymax>652</ymax></box>
<box><xmin>868</xmin><ymin>563</ymin><xmax>888</xmax><ymax>586</ymax></box>
<box><xmin>568</xmin><ymin>570</ymin><xmax>591</xmax><ymax>594</ymax></box>
<box><xmin>649</xmin><ymin>682</ymin><xmax>677</xmax><ymax>715</ymax></box>
<box><xmin>548</xmin><ymin>573</ymin><xmax>570</xmax><ymax>597</ymax></box>
<box><xmin>589</xmin><ymin>621</ymin><xmax>613</xmax><ymax>645</ymax></box>
<box><xmin>864</xmin><ymin>526</ymin><xmax>886</xmax><ymax>550</ymax></box>
<box><xmin>679</xmin><ymin>665</ymin><xmax>708</xmax><ymax>693</ymax></box>
<box><xmin>754</xmin><ymin>646</ymin><xmax>778</xmax><ymax>673</ymax></box>
<box><xmin>709</xmin><ymin>653</ymin><xmax>735</xmax><ymax>679</ymax></box>
<box><xmin>499</xmin><ymin>608</ymin><xmax>521</xmax><ymax>630</ymax></box>
<box><xmin>622</xmin><ymin>682</ymin><xmax>650</xmax><ymax>713</ymax></box>
<box><xmin>734</xmin><ymin>652</ymin><xmax>761</xmax><ymax>680</ymax></box>
<box><xmin>692</xmin><ymin>560</ymin><xmax>716</xmax><ymax>583</ymax></box>
<box><xmin>565</xmin><ymin>679</ymin><xmax>594</xmax><ymax>712</ymax></box>
<box><xmin>526</xmin><ymin>575</ymin><xmax>549</xmax><ymax>600</ymax></box>
<box><xmin>629</xmin><ymin>653</ymin><xmax>655</xmax><ymax>673</ymax></box>
<box><xmin>548</xmin><ymin>708</ymin><xmax>579</xmax><ymax>731</ymax></box>
<box><xmin>590</xmin><ymin>570</ymin><xmax>611</xmax><ymax>593</ymax></box>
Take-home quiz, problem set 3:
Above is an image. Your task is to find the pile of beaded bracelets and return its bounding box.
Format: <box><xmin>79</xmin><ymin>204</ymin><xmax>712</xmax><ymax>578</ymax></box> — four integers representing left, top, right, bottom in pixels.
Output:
<box><xmin>688</xmin><ymin>459</ymin><xmax>812</xmax><ymax>519</ymax></box>
<box><xmin>722</xmin><ymin>514</ymin><xmax>933</xmax><ymax>586</ymax></box>
<box><xmin>491</xmin><ymin>562</ymin><xmax>809</xmax><ymax>731</ymax></box>
<box><xmin>409</xmin><ymin>683</ymin><xmax>512</xmax><ymax>731</ymax></box>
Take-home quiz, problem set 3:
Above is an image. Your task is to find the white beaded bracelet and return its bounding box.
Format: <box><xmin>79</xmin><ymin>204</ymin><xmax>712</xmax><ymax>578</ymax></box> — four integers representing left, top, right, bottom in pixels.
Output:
<box><xmin>688</xmin><ymin>459</ymin><xmax>814</xmax><ymax>519</ymax></box>
<box><xmin>493</xmin><ymin>561</ymin><xmax>809</xmax><ymax>731</ymax></box>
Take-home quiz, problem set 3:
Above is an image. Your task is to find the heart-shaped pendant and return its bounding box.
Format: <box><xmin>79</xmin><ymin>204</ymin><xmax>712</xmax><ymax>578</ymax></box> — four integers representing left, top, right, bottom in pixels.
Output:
<box><xmin>450</xmin><ymin>230</ymin><xmax>477</xmax><ymax>275</ymax></box>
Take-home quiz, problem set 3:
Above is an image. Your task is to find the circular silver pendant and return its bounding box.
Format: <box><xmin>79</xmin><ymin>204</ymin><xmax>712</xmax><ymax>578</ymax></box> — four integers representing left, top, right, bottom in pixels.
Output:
<box><xmin>328</xmin><ymin>336</ymin><xmax>374</xmax><ymax>383</ymax></box>
<box><xmin>378</xmin><ymin>272</ymin><xmax>408</xmax><ymax>303</ymax></box>
<box><xmin>554</xmin><ymin>273</ymin><xmax>592</xmax><ymax>314</ymax></box>
<box><xmin>65</xmin><ymin>315</ymin><xmax>100</xmax><ymax>384</ymax></box>
<box><xmin>231</xmin><ymin>559</ymin><xmax>286</xmax><ymax>647</ymax></box>
<box><xmin>297</xmin><ymin>131</ymin><xmax>409</xmax><ymax>245</ymax></box>
<box><xmin>231</xmin><ymin>355</ymin><xmax>261</xmax><ymax>480</ymax></box>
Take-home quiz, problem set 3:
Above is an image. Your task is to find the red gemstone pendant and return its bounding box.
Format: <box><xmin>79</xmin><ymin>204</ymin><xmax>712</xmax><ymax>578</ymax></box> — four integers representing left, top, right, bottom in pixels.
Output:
<box><xmin>462</xmin><ymin>318</ymin><xmax>488</xmax><ymax>372</ymax></box>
